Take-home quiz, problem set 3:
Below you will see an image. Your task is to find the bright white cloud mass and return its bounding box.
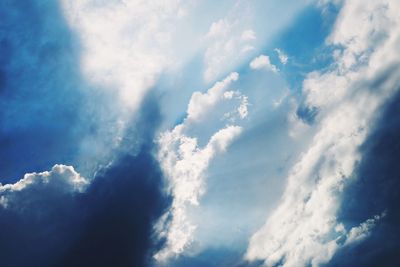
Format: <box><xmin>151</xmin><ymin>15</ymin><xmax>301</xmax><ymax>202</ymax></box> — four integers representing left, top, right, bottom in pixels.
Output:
<box><xmin>1</xmin><ymin>0</ymin><xmax>400</xmax><ymax>266</ymax></box>
<box><xmin>246</xmin><ymin>0</ymin><xmax>400</xmax><ymax>266</ymax></box>
<box><xmin>154</xmin><ymin>72</ymin><xmax>246</xmax><ymax>261</ymax></box>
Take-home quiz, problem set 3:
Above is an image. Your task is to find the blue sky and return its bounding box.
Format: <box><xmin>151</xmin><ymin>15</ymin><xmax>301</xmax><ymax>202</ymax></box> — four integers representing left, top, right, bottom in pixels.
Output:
<box><xmin>1</xmin><ymin>1</ymin><xmax>400</xmax><ymax>267</ymax></box>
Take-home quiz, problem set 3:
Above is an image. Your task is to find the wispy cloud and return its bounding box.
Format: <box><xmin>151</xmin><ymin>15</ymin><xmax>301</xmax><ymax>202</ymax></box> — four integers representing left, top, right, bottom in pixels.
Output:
<box><xmin>203</xmin><ymin>2</ymin><xmax>256</xmax><ymax>82</ymax></box>
<box><xmin>274</xmin><ymin>48</ymin><xmax>288</xmax><ymax>65</ymax></box>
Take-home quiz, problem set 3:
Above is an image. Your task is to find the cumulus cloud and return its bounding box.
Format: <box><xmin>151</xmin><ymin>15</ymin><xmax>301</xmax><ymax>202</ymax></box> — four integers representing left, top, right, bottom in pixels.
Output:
<box><xmin>250</xmin><ymin>55</ymin><xmax>278</xmax><ymax>73</ymax></box>
<box><xmin>246</xmin><ymin>1</ymin><xmax>400</xmax><ymax>266</ymax></box>
<box><xmin>0</xmin><ymin>164</ymin><xmax>89</xmax><ymax>266</ymax></box>
<box><xmin>0</xmin><ymin>95</ymin><xmax>169</xmax><ymax>267</ymax></box>
<box><xmin>154</xmin><ymin>73</ymin><xmax>248</xmax><ymax>261</ymax></box>
<box><xmin>0</xmin><ymin>164</ymin><xmax>88</xmax><ymax>209</ymax></box>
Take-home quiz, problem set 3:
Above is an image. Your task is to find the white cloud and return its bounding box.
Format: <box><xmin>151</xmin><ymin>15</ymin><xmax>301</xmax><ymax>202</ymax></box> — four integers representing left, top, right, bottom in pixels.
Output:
<box><xmin>0</xmin><ymin>165</ymin><xmax>88</xmax><ymax>209</ymax></box>
<box><xmin>187</xmin><ymin>72</ymin><xmax>239</xmax><ymax>121</ymax></box>
<box><xmin>250</xmin><ymin>55</ymin><xmax>278</xmax><ymax>73</ymax></box>
<box><xmin>344</xmin><ymin>212</ymin><xmax>386</xmax><ymax>246</ymax></box>
<box><xmin>59</xmin><ymin>0</ymin><xmax>202</xmax><ymax>173</ymax></box>
<box><xmin>203</xmin><ymin>2</ymin><xmax>256</xmax><ymax>82</ymax></box>
<box><xmin>246</xmin><ymin>1</ymin><xmax>400</xmax><ymax>266</ymax></box>
<box><xmin>154</xmin><ymin>73</ymin><xmax>247</xmax><ymax>261</ymax></box>
<box><xmin>238</xmin><ymin>95</ymin><xmax>249</xmax><ymax>119</ymax></box>
<box><xmin>274</xmin><ymin>48</ymin><xmax>288</xmax><ymax>64</ymax></box>
<box><xmin>61</xmin><ymin>0</ymin><xmax>190</xmax><ymax>112</ymax></box>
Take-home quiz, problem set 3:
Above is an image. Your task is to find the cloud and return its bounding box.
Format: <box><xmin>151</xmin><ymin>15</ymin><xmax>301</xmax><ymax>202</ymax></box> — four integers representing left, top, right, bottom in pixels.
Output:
<box><xmin>203</xmin><ymin>2</ymin><xmax>256</xmax><ymax>82</ymax></box>
<box><xmin>57</xmin><ymin>0</ymin><xmax>203</xmax><ymax>173</ymax></box>
<box><xmin>0</xmin><ymin>164</ymin><xmax>88</xmax><ymax>208</ymax></box>
<box><xmin>60</xmin><ymin>0</ymin><xmax>190</xmax><ymax>112</ymax></box>
<box><xmin>188</xmin><ymin>72</ymin><xmax>239</xmax><ymax>121</ymax></box>
<box><xmin>274</xmin><ymin>48</ymin><xmax>288</xmax><ymax>64</ymax></box>
<box><xmin>154</xmin><ymin>73</ymin><xmax>247</xmax><ymax>261</ymax></box>
<box><xmin>0</xmin><ymin>164</ymin><xmax>90</xmax><ymax>266</ymax></box>
<box><xmin>249</xmin><ymin>55</ymin><xmax>278</xmax><ymax>73</ymax></box>
<box><xmin>245</xmin><ymin>1</ymin><xmax>400</xmax><ymax>266</ymax></box>
<box><xmin>324</xmin><ymin>89</ymin><xmax>400</xmax><ymax>267</ymax></box>
<box><xmin>343</xmin><ymin>212</ymin><xmax>386</xmax><ymax>246</ymax></box>
<box><xmin>0</xmin><ymin>95</ymin><xmax>169</xmax><ymax>267</ymax></box>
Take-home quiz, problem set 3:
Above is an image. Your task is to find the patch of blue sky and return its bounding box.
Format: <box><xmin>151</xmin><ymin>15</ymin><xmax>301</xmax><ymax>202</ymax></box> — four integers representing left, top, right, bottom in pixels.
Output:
<box><xmin>0</xmin><ymin>1</ymin><xmax>86</xmax><ymax>182</ymax></box>
<box><xmin>266</xmin><ymin>3</ymin><xmax>340</xmax><ymax>92</ymax></box>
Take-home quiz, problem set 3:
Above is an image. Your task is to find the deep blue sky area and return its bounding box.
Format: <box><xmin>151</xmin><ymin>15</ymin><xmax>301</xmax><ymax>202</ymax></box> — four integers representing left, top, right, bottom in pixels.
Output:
<box><xmin>0</xmin><ymin>1</ymin><xmax>88</xmax><ymax>182</ymax></box>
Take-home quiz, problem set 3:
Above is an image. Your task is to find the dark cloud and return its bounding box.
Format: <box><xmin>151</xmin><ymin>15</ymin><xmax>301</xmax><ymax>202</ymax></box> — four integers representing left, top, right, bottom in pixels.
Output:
<box><xmin>0</xmin><ymin>2</ymin><xmax>172</xmax><ymax>267</ymax></box>
<box><xmin>325</xmin><ymin>87</ymin><xmax>400</xmax><ymax>266</ymax></box>
<box><xmin>57</xmin><ymin>151</ymin><xmax>168</xmax><ymax>267</ymax></box>
<box><xmin>0</xmin><ymin>94</ymin><xmax>171</xmax><ymax>267</ymax></box>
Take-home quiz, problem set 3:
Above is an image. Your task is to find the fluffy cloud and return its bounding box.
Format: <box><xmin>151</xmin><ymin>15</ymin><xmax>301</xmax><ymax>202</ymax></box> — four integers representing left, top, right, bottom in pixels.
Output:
<box><xmin>0</xmin><ymin>164</ymin><xmax>89</xmax><ymax>266</ymax></box>
<box><xmin>154</xmin><ymin>73</ymin><xmax>247</xmax><ymax>261</ymax></box>
<box><xmin>0</xmin><ymin>165</ymin><xmax>88</xmax><ymax>209</ymax></box>
<box><xmin>0</xmin><ymin>96</ymin><xmax>169</xmax><ymax>267</ymax></box>
<box><xmin>250</xmin><ymin>55</ymin><xmax>278</xmax><ymax>73</ymax></box>
<box><xmin>246</xmin><ymin>1</ymin><xmax>400</xmax><ymax>266</ymax></box>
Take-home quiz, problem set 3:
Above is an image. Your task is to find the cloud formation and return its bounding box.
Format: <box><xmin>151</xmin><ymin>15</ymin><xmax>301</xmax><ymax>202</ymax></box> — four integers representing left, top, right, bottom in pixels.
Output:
<box><xmin>0</xmin><ymin>96</ymin><xmax>169</xmax><ymax>267</ymax></box>
<box><xmin>154</xmin><ymin>72</ymin><xmax>247</xmax><ymax>261</ymax></box>
<box><xmin>61</xmin><ymin>0</ymin><xmax>189</xmax><ymax>112</ymax></box>
<box><xmin>325</xmin><ymin>89</ymin><xmax>400</xmax><ymax>267</ymax></box>
<box><xmin>246</xmin><ymin>0</ymin><xmax>400</xmax><ymax>266</ymax></box>
<box><xmin>0</xmin><ymin>164</ymin><xmax>88</xmax><ymax>208</ymax></box>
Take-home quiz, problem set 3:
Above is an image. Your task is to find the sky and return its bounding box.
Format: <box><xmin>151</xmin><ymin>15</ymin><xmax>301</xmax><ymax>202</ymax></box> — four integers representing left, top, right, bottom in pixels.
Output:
<box><xmin>1</xmin><ymin>0</ymin><xmax>400</xmax><ymax>266</ymax></box>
